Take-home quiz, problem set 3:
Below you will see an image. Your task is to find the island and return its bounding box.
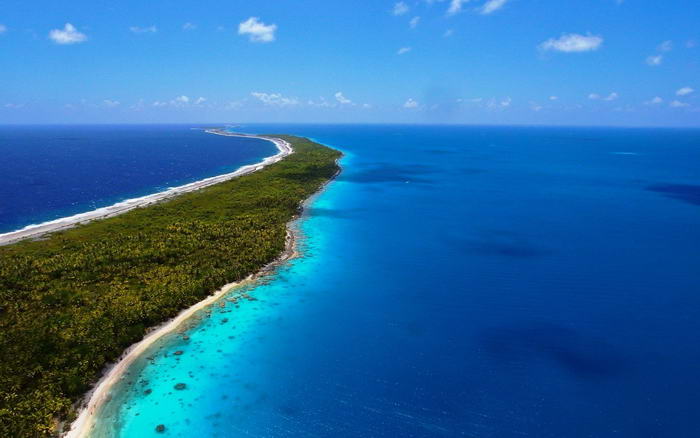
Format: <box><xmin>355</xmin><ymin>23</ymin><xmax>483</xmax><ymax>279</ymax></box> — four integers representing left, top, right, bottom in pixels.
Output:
<box><xmin>0</xmin><ymin>134</ymin><xmax>342</xmax><ymax>437</ymax></box>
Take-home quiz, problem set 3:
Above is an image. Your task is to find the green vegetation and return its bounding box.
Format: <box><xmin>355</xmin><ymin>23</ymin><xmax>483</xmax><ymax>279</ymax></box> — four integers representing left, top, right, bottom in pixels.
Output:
<box><xmin>0</xmin><ymin>135</ymin><xmax>341</xmax><ymax>437</ymax></box>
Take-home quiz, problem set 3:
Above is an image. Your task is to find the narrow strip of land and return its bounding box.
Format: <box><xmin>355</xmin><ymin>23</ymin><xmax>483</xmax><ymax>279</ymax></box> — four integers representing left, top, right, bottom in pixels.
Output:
<box><xmin>0</xmin><ymin>131</ymin><xmax>291</xmax><ymax>246</ymax></box>
<box><xmin>0</xmin><ymin>134</ymin><xmax>341</xmax><ymax>437</ymax></box>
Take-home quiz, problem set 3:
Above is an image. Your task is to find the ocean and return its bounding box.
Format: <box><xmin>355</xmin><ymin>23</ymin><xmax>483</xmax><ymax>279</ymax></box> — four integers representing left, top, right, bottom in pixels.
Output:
<box><xmin>0</xmin><ymin>125</ymin><xmax>277</xmax><ymax>234</ymax></box>
<box><xmin>5</xmin><ymin>124</ymin><xmax>700</xmax><ymax>437</ymax></box>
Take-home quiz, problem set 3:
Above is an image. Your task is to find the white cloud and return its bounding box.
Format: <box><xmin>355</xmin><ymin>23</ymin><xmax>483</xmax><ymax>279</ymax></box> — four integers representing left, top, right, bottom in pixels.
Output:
<box><xmin>658</xmin><ymin>40</ymin><xmax>673</xmax><ymax>52</ymax></box>
<box><xmin>447</xmin><ymin>0</ymin><xmax>467</xmax><ymax>16</ymax></box>
<box><xmin>645</xmin><ymin>96</ymin><xmax>663</xmax><ymax>105</ymax></box>
<box><xmin>404</xmin><ymin>98</ymin><xmax>419</xmax><ymax>108</ymax></box>
<box><xmin>589</xmin><ymin>92</ymin><xmax>617</xmax><ymax>101</ymax></box>
<box><xmin>393</xmin><ymin>2</ymin><xmax>410</xmax><ymax>16</ymax></box>
<box><xmin>670</xmin><ymin>100</ymin><xmax>689</xmax><ymax>108</ymax></box>
<box><xmin>238</xmin><ymin>17</ymin><xmax>277</xmax><ymax>43</ymax></box>
<box><xmin>397</xmin><ymin>46</ymin><xmax>412</xmax><ymax>55</ymax></box>
<box><xmin>676</xmin><ymin>87</ymin><xmax>694</xmax><ymax>96</ymax></box>
<box><xmin>0</xmin><ymin>24</ymin><xmax>7</xmax><ymax>34</ymax></box>
<box><xmin>410</xmin><ymin>16</ymin><xmax>421</xmax><ymax>29</ymax></box>
<box><xmin>443</xmin><ymin>29</ymin><xmax>454</xmax><ymax>37</ymax></box>
<box><xmin>646</xmin><ymin>55</ymin><xmax>663</xmax><ymax>66</ymax></box>
<box><xmin>183</xmin><ymin>22</ymin><xmax>197</xmax><ymax>31</ymax></box>
<box><xmin>687</xmin><ymin>40</ymin><xmax>697</xmax><ymax>49</ymax></box>
<box><xmin>485</xmin><ymin>97</ymin><xmax>512</xmax><ymax>109</ymax></box>
<box><xmin>307</xmin><ymin>97</ymin><xmax>335</xmax><ymax>108</ymax></box>
<box><xmin>194</xmin><ymin>97</ymin><xmax>206</xmax><ymax>105</ymax></box>
<box><xmin>4</xmin><ymin>103</ymin><xmax>25</xmax><ymax>109</ymax></box>
<box><xmin>480</xmin><ymin>0</ymin><xmax>508</xmax><ymax>15</ymax></box>
<box><xmin>49</xmin><ymin>23</ymin><xmax>87</xmax><ymax>44</ymax></box>
<box><xmin>102</xmin><ymin>99</ymin><xmax>120</xmax><ymax>108</ymax></box>
<box><xmin>531</xmin><ymin>104</ymin><xmax>543</xmax><ymax>112</ymax></box>
<box><xmin>251</xmin><ymin>92</ymin><xmax>299</xmax><ymax>106</ymax></box>
<box><xmin>129</xmin><ymin>25</ymin><xmax>157</xmax><ymax>34</ymax></box>
<box><xmin>334</xmin><ymin>92</ymin><xmax>352</xmax><ymax>105</ymax></box>
<box><xmin>175</xmin><ymin>95</ymin><xmax>190</xmax><ymax>104</ymax></box>
<box><xmin>549</xmin><ymin>96</ymin><xmax>559</xmax><ymax>101</ymax></box>
<box><xmin>539</xmin><ymin>33</ymin><xmax>603</xmax><ymax>53</ymax></box>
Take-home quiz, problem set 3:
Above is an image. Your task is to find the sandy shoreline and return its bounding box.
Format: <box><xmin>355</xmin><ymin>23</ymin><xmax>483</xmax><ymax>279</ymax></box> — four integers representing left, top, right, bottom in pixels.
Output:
<box><xmin>0</xmin><ymin>130</ymin><xmax>292</xmax><ymax>247</ymax></box>
<box><xmin>63</xmin><ymin>226</ymin><xmax>300</xmax><ymax>438</ymax></box>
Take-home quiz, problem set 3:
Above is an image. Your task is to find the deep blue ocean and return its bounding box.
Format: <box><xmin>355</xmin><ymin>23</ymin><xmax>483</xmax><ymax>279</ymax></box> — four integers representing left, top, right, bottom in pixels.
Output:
<box><xmin>0</xmin><ymin>125</ymin><xmax>277</xmax><ymax>233</ymax></box>
<box><xmin>4</xmin><ymin>125</ymin><xmax>700</xmax><ymax>437</ymax></box>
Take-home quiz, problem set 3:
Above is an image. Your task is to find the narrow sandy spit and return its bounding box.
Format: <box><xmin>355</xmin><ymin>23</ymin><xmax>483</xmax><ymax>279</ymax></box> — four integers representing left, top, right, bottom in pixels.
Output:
<box><xmin>0</xmin><ymin>130</ymin><xmax>291</xmax><ymax>247</ymax></box>
<box><xmin>63</xmin><ymin>153</ymin><xmax>342</xmax><ymax>438</ymax></box>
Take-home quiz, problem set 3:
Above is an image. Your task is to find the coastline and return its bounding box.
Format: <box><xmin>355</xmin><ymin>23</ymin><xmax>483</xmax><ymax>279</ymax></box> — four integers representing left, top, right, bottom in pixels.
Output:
<box><xmin>63</xmin><ymin>227</ymin><xmax>299</xmax><ymax>438</ymax></box>
<box><xmin>63</xmin><ymin>148</ymin><xmax>342</xmax><ymax>438</ymax></box>
<box><xmin>0</xmin><ymin>130</ymin><xmax>292</xmax><ymax>247</ymax></box>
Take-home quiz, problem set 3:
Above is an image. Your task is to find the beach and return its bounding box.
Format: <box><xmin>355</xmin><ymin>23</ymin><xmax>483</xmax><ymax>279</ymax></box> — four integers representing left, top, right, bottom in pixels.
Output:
<box><xmin>63</xmin><ymin>224</ymin><xmax>300</xmax><ymax>438</ymax></box>
<box><xmin>0</xmin><ymin>130</ymin><xmax>292</xmax><ymax>247</ymax></box>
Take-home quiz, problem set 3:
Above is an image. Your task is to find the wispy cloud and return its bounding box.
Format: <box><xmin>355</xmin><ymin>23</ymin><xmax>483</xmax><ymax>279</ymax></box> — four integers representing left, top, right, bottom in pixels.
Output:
<box><xmin>183</xmin><ymin>22</ymin><xmax>197</xmax><ymax>31</ymax></box>
<box><xmin>670</xmin><ymin>100</ymin><xmax>689</xmax><ymax>108</ymax></box>
<box><xmin>549</xmin><ymin>96</ymin><xmax>559</xmax><ymax>101</ymax></box>
<box><xmin>443</xmin><ymin>29</ymin><xmax>454</xmax><ymax>37</ymax></box>
<box><xmin>539</xmin><ymin>33</ymin><xmax>603</xmax><ymax>53</ymax></box>
<box><xmin>251</xmin><ymin>92</ymin><xmax>299</xmax><ymax>106</ymax></box>
<box><xmin>646</xmin><ymin>55</ymin><xmax>663</xmax><ymax>66</ymax></box>
<box><xmin>447</xmin><ymin>0</ymin><xmax>467</xmax><ymax>16</ymax></box>
<box><xmin>645</xmin><ymin>96</ymin><xmax>663</xmax><ymax>105</ymax></box>
<box><xmin>397</xmin><ymin>47</ymin><xmax>412</xmax><ymax>55</ymax></box>
<box><xmin>410</xmin><ymin>16</ymin><xmax>421</xmax><ymax>29</ymax></box>
<box><xmin>393</xmin><ymin>2</ymin><xmax>410</xmax><ymax>16</ymax></box>
<box><xmin>238</xmin><ymin>17</ymin><xmax>277</xmax><ymax>43</ymax></box>
<box><xmin>129</xmin><ymin>25</ymin><xmax>157</xmax><ymax>34</ymax></box>
<box><xmin>480</xmin><ymin>0</ymin><xmax>508</xmax><ymax>15</ymax></box>
<box><xmin>676</xmin><ymin>87</ymin><xmax>694</xmax><ymax>96</ymax></box>
<box><xmin>404</xmin><ymin>98</ymin><xmax>419</xmax><ymax>108</ymax></box>
<box><xmin>589</xmin><ymin>92</ymin><xmax>618</xmax><ymax>101</ymax></box>
<box><xmin>49</xmin><ymin>23</ymin><xmax>87</xmax><ymax>44</ymax></box>
<box><xmin>658</xmin><ymin>40</ymin><xmax>673</xmax><ymax>52</ymax></box>
<box><xmin>335</xmin><ymin>92</ymin><xmax>353</xmax><ymax>105</ymax></box>
<box><xmin>0</xmin><ymin>24</ymin><xmax>7</xmax><ymax>34</ymax></box>
<box><xmin>102</xmin><ymin>99</ymin><xmax>120</xmax><ymax>108</ymax></box>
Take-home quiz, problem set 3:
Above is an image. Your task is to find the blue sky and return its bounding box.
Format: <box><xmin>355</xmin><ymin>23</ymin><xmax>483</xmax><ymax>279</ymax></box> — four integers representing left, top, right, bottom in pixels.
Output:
<box><xmin>0</xmin><ymin>0</ymin><xmax>698</xmax><ymax>126</ymax></box>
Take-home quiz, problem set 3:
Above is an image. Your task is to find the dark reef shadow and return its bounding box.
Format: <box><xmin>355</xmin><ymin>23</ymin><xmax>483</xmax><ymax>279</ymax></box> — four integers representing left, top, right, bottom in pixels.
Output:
<box><xmin>478</xmin><ymin>322</ymin><xmax>628</xmax><ymax>379</ymax></box>
<box><xmin>444</xmin><ymin>230</ymin><xmax>553</xmax><ymax>259</ymax></box>
<box><xmin>339</xmin><ymin>162</ymin><xmax>437</xmax><ymax>184</ymax></box>
<box><xmin>646</xmin><ymin>183</ymin><xmax>700</xmax><ymax>206</ymax></box>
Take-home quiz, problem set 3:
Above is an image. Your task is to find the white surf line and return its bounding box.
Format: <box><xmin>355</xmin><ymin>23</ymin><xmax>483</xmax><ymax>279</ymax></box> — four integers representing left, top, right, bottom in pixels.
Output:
<box><xmin>0</xmin><ymin>131</ymin><xmax>292</xmax><ymax>246</ymax></box>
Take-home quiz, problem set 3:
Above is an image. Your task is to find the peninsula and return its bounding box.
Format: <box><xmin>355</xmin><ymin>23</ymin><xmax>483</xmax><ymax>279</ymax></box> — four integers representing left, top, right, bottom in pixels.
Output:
<box><xmin>0</xmin><ymin>134</ymin><xmax>341</xmax><ymax>437</ymax></box>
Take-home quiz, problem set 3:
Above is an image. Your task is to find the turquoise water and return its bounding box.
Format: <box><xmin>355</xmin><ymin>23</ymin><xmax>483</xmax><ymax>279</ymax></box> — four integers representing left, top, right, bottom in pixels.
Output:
<box><xmin>84</xmin><ymin>125</ymin><xmax>700</xmax><ymax>437</ymax></box>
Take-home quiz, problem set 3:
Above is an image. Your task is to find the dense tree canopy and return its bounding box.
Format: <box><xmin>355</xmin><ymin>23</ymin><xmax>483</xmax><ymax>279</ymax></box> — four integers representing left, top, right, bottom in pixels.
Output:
<box><xmin>0</xmin><ymin>136</ymin><xmax>341</xmax><ymax>436</ymax></box>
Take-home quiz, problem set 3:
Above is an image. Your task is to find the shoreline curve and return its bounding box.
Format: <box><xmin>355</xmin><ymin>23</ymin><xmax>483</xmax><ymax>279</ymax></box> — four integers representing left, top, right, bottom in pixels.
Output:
<box><xmin>0</xmin><ymin>129</ymin><xmax>292</xmax><ymax>247</ymax></box>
